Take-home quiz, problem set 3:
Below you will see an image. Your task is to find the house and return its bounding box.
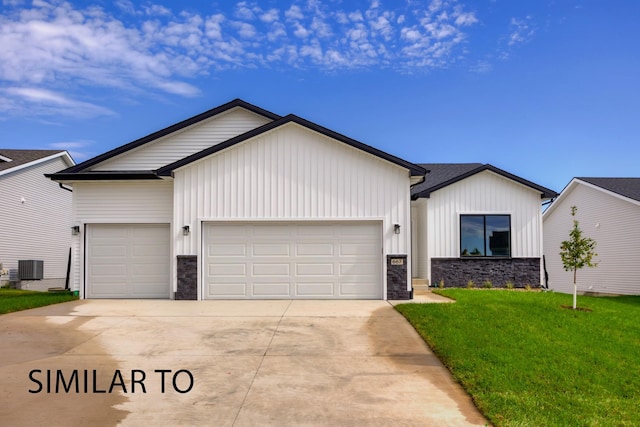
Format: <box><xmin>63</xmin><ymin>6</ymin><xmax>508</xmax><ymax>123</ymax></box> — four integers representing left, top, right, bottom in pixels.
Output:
<box><xmin>543</xmin><ymin>177</ymin><xmax>640</xmax><ymax>295</ymax></box>
<box><xmin>48</xmin><ymin>99</ymin><xmax>426</xmax><ymax>300</ymax></box>
<box><xmin>411</xmin><ymin>163</ymin><xmax>557</xmax><ymax>288</ymax></box>
<box><xmin>0</xmin><ymin>149</ymin><xmax>75</xmax><ymax>289</ymax></box>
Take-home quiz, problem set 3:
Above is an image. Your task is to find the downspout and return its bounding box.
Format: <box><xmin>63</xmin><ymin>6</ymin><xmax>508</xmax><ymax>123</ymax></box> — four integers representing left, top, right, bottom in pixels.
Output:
<box><xmin>59</xmin><ymin>183</ymin><xmax>72</xmax><ymax>192</ymax></box>
<box><xmin>65</xmin><ymin>247</ymin><xmax>71</xmax><ymax>290</ymax></box>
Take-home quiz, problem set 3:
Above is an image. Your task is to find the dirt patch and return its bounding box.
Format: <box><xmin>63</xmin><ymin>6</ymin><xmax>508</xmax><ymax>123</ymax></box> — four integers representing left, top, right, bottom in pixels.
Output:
<box><xmin>561</xmin><ymin>305</ymin><xmax>593</xmax><ymax>312</ymax></box>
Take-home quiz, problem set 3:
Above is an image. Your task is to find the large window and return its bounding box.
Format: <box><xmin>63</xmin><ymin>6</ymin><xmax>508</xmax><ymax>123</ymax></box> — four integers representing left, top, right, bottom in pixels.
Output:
<box><xmin>460</xmin><ymin>215</ymin><xmax>511</xmax><ymax>257</ymax></box>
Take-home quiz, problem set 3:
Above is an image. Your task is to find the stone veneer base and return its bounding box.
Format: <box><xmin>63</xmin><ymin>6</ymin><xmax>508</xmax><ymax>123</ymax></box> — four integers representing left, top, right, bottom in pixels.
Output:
<box><xmin>431</xmin><ymin>257</ymin><xmax>540</xmax><ymax>288</ymax></box>
<box><xmin>387</xmin><ymin>255</ymin><xmax>411</xmax><ymax>299</ymax></box>
<box><xmin>176</xmin><ymin>255</ymin><xmax>197</xmax><ymax>300</ymax></box>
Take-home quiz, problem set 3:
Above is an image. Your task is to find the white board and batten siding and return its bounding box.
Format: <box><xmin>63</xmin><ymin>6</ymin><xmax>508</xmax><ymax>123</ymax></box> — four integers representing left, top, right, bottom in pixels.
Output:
<box><xmin>173</xmin><ymin>123</ymin><xmax>413</xmax><ymax>298</ymax></box>
<box><xmin>90</xmin><ymin>108</ymin><xmax>273</xmax><ymax>171</ymax></box>
<box><xmin>0</xmin><ymin>156</ymin><xmax>73</xmax><ymax>282</ymax></box>
<box><xmin>543</xmin><ymin>180</ymin><xmax>640</xmax><ymax>295</ymax></box>
<box><xmin>71</xmin><ymin>181</ymin><xmax>173</xmax><ymax>297</ymax></box>
<box><xmin>413</xmin><ymin>170</ymin><xmax>543</xmax><ymax>282</ymax></box>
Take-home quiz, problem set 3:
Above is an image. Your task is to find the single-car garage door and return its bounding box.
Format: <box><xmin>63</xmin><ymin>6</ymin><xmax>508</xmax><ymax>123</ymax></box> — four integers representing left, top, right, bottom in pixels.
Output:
<box><xmin>87</xmin><ymin>224</ymin><xmax>170</xmax><ymax>298</ymax></box>
<box><xmin>203</xmin><ymin>222</ymin><xmax>382</xmax><ymax>299</ymax></box>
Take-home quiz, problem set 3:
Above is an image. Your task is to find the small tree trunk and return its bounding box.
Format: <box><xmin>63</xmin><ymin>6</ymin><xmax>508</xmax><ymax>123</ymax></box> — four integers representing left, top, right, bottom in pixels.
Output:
<box><xmin>573</xmin><ymin>268</ymin><xmax>577</xmax><ymax>309</ymax></box>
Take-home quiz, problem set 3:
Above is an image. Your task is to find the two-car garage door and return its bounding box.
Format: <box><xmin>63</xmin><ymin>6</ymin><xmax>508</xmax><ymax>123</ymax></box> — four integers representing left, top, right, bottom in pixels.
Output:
<box><xmin>203</xmin><ymin>222</ymin><xmax>382</xmax><ymax>299</ymax></box>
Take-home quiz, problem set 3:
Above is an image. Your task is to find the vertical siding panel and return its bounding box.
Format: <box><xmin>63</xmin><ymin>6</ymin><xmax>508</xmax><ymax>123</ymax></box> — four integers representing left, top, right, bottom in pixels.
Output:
<box><xmin>92</xmin><ymin>109</ymin><xmax>273</xmax><ymax>171</ymax></box>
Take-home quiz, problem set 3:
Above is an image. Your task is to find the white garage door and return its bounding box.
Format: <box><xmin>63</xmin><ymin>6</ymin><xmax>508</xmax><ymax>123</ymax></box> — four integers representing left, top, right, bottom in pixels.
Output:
<box><xmin>87</xmin><ymin>224</ymin><xmax>170</xmax><ymax>298</ymax></box>
<box><xmin>203</xmin><ymin>222</ymin><xmax>382</xmax><ymax>299</ymax></box>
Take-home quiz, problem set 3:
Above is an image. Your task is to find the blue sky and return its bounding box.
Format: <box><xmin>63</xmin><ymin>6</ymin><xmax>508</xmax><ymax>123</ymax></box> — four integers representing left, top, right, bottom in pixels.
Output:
<box><xmin>1</xmin><ymin>0</ymin><xmax>638</xmax><ymax>193</ymax></box>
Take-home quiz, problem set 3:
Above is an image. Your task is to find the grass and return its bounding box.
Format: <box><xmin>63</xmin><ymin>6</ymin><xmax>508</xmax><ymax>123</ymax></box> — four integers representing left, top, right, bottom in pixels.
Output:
<box><xmin>0</xmin><ymin>288</ymin><xmax>78</xmax><ymax>315</ymax></box>
<box><xmin>396</xmin><ymin>290</ymin><xmax>640</xmax><ymax>427</ymax></box>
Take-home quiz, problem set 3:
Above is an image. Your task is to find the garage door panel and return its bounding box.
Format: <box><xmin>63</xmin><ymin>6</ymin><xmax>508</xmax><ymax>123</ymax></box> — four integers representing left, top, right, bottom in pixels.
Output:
<box><xmin>253</xmin><ymin>243</ymin><xmax>290</xmax><ymax>256</ymax></box>
<box><xmin>252</xmin><ymin>263</ymin><xmax>290</xmax><ymax>276</ymax></box>
<box><xmin>296</xmin><ymin>263</ymin><xmax>334</xmax><ymax>276</ymax></box>
<box><xmin>208</xmin><ymin>244</ymin><xmax>247</xmax><ymax>257</ymax></box>
<box><xmin>340</xmin><ymin>282</ymin><xmax>378</xmax><ymax>296</ymax></box>
<box><xmin>296</xmin><ymin>283</ymin><xmax>334</xmax><ymax>296</ymax></box>
<box><xmin>339</xmin><ymin>262</ymin><xmax>378</xmax><ymax>276</ymax></box>
<box><xmin>210</xmin><ymin>263</ymin><xmax>246</xmax><ymax>276</ymax></box>
<box><xmin>253</xmin><ymin>224</ymin><xmax>291</xmax><ymax>237</ymax></box>
<box><xmin>253</xmin><ymin>283</ymin><xmax>290</xmax><ymax>296</ymax></box>
<box><xmin>204</xmin><ymin>222</ymin><xmax>382</xmax><ymax>299</ymax></box>
<box><xmin>296</xmin><ymin>243</ymin><xmax>333</xmax><ymax>256</ymax></box>
<box><xmin>340</xmin><ymin>243</ymin><xmax>378</xmax><ymax>256</ymax></box>
<box><xmin>87</xmin><ymin>224</ymin><xmax>170</xmax><ymax>299</ymax></box>
<box><xmin>208</xmin><ymin>283</ymin><xmax>246</xmax><ymax>296</ymax></box>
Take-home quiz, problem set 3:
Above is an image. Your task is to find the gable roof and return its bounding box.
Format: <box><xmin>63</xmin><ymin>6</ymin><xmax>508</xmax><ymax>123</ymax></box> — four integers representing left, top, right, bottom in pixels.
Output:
<box><xmin>411</xmin><ymin>163</ymin><xmax>557</xmax><ymax>200</ymax></box>
<box><xmin>48</xmin><ymin>100</ymin><xmax>426</xmax><ymax>180</ymax></box>
<box><xmin>54</xmin><ymin>99</ymin><xmax>281</xmax><ymax>175</ymax></box>
<box><xmin>0</xmin><ymin>149</ymin><xmax>74</xmax><ymax>176</ymax></box>
<box><xmin>156</xmin><ymin>114</ymin><xmax>426</xmax><ymax>177</ymax></box>
<box><xmin>576</xmin><ymin>177</ymin><xmax>640</xmax><ymax>203</ymax></box>
<box><xmin>543</xmin><ymin>177</ymin><xmax>640</xmax><ymax>218</ymax></box>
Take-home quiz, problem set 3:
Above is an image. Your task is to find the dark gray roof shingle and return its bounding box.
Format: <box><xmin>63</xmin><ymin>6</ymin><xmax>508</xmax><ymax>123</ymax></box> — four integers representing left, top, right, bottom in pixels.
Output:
<box><xmin>411</xmin><ymin>163</ymin><xmax>557</xmax><ymax>199</ymax></box>
<box><xmin>0</xmin><ymin>149</ymin><xmax>67</xmax><ymax>172</ymax></box>
<box><xmin>577</xmin><ymin>177</ymin><xmax>640</xmax><ymax>203</ymax></box>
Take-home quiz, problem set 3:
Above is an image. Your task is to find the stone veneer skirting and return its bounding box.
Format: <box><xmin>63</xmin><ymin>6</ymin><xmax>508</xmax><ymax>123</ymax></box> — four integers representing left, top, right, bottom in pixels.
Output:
<box><xmin>176</xmin><ymin>255</ymin><xmax>197</xmax><ymax>300</ymax></box>
<box><xmin>386</xmin><ymin>255</ymin><xmax>411</xmax><ymax>299</ymax></box>
<box><xmin>431</xmin><ymin>257</ymin><xmax>540</xmax><ymax>288</ymax></box>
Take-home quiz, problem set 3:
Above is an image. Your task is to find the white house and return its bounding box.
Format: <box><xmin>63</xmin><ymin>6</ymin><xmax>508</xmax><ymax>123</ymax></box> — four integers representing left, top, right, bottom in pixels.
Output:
<box><xmin>543</xmin><ymin>177</ymin><xmax>640</xmax><ymax>295</ymax></box>
<box><xmin>0</xmin><ymin>149</ymin><xmax>75</xmax><ymax>289</ymax></box>
<box><xmin>48</xmin><ymin>99</ymin><xmax>426</xmax><ymax>300</ymax></box>
<box><xmin>411</xmin><ymin>164</ymin><xmax>557</xmax><ymax>288</ymax></box>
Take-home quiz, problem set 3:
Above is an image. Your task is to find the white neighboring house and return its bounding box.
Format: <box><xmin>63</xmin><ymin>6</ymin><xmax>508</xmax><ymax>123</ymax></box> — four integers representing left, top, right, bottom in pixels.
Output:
<box><xmin>0</xmin><ymin>149</ymin><xmax>75</xmax><ymax>289</ymax></box>
<box><xmin>48</xmin><ymin>99</ymin><xmax>426</xmax><ymax>300</ymax></box>
<box><xmin>411</xmin><ymin>164</ymin><xmax>557</xmax><ymax>288</ymax></box>
<box><xmin>543</xmin><ymin>177</ymin><xmax>640</xmax><ymax>295</ymax></box>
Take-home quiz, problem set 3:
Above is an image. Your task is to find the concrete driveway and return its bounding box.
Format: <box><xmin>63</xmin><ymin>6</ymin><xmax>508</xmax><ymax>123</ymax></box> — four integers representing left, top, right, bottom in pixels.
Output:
<box><xmin>0</xmin><ymin>300</ymin><xmax>487</xmax><ymax>426</ymax></box>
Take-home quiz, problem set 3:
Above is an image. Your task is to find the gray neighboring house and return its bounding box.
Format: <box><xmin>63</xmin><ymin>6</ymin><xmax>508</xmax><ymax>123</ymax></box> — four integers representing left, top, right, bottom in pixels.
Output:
<box><xmin>543</xmin><ymin>177</ymin><xmax>640</xmax><ymax>295</ymax></box>
<box><xmin>411</xmin><ymin>163</ymin><xmax>557</xmax><ymax>288</ymax></box>
<box><xmin>0</xmin><ymin>149</ymin><xmax>75</xmax><ymax>289</ymax></box>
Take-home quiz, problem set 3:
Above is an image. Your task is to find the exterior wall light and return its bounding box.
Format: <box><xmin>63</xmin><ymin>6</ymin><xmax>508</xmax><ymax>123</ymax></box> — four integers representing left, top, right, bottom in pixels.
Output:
<box><xmin>182</xmin><ymin>225</ymin><xmax>190</xmax><ymax>236</ymax></box>
<box><xmin>394</xmin><ymin>224</ymin><xmax>401</xmax><ymax>234</ymax></box>
<box><xmin>71</xmin><ymin>226</ymin><xmax>80</xmax><ymax>235</ymax></box>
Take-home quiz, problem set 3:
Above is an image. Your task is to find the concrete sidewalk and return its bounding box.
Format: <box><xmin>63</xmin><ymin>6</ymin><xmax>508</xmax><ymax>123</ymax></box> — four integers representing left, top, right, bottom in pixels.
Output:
<box><xmin>0</xmin><ymin>300</ymin><xmax>486</xmax><ymax>427</ymax></box>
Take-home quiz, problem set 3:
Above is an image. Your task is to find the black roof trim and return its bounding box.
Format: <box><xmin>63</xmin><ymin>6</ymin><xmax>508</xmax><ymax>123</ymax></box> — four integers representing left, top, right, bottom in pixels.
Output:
<box><xmin>45</xmin><ymin>171</ymin><xmax>161</xmax><ymax>181</ymax></box>
<box><xmin>411</xmin><ymin>164</ymin><xmax>557</xmax><ymax>199</ymax></box>
<box><xmin>156</xmin><ymin>114</ymin><xmax>427</xmax><ymax>177</ymax></box>
<box><xmin>58</xmin><ymin>99</ymin><xmax>281</xmax><ymax>174</ymax></box>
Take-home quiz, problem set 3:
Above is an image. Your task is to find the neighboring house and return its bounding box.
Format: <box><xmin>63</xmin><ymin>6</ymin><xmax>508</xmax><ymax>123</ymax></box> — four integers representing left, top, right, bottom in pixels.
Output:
<box><xmin>48</xmin><ymin>99</ymin><xmax>426</xmax><ymax>300</ymax></box>
<box><xmin>411</xmin><ymin>163</ymin><xmax>557</xmax><ymax>288</ymax></box>
<box><xmin>0</xmin><ymin>149</ymin><xmax>75</xmax><ymax>289</ymax></box>
<box><xmin>543</xmin><ymin>177</ymin><xmax>640</xmax><ymax>295</ymax></box>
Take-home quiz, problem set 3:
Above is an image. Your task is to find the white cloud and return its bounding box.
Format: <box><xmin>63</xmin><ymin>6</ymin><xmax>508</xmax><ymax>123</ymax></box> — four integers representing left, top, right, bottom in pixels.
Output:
<box><xmin>235</xmin><ymin>1</ymin><xmax>255</xmax><ymax>20</ymax></box>
<box><xmin>285</xmin><ymin>5</ymin><xmax>304</xmax><ymax>21</ymax></box>
<box><xmin>233</xmin><ymin>21</ymin><xmax>257</xmax><ymax>39</ymax></box>
<box><xmin>1</xmin><ymin>87</ymin><xmax>115</xmax><ymax>117</ymax></box>
<box><xmin>293</xmin><ymin>22</ymin><xmax>310</xmax><ymax>38</ymax></box>
<box><xmin>0</xmin><ymin>0</ymin><xmax>486</xmax><ymax>118</ymax></box>
<box><xmin>455</xmin><ymin>12</ymin><xmax>478</xmax><ymax>26</ymax></box>
<box><xmin>49</xmin><ymin>140</ymin><xmax>94</xmax><ymax>160</ymax></box>
<box><xmin>508</xmin><ymin>16</ymin><xmax>535</xmax><ymax>46</ymax></box>
<box><xmin>260</xmin><ymin>8</ymin><xmax>279</xmax><ymax>23</ymax></box>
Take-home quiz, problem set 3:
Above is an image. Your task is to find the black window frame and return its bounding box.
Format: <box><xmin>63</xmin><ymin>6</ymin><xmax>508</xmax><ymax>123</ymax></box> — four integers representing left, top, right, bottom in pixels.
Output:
<box><xmin>460</xmin><ymin>214</ymin><xmax>511</xmax><ymax>258</ymax></box>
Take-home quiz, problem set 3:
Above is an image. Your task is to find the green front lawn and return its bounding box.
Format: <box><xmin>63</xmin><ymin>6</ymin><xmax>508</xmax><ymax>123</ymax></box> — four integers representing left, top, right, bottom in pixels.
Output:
<box><xmin>0</xmin><ymin>288</ymin><xmax>78</xmax><ymax>315</ymax></box>
<box><xmin>396</xmin><ymin>290</ymin><xmax>640</xmax><ymax>427</ymax></box>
